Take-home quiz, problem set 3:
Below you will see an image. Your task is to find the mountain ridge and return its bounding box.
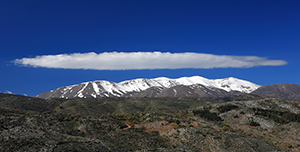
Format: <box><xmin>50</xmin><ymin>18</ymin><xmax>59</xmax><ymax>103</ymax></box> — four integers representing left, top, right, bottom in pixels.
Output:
<box><xmin>35</xmin><ymin>76</ymin><xmax>260</xmax><ymax>99</ymax></box>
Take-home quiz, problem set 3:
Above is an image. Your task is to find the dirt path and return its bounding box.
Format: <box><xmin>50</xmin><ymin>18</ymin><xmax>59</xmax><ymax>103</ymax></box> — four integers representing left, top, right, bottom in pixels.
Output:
<box><xmin>122</xmin><ymin>121</ymin><xmax>131</xmax><ymax>130</ymax></box>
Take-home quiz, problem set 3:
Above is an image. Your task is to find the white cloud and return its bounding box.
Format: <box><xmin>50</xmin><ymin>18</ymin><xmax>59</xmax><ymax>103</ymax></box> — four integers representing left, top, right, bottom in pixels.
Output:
<box><xmin>14</xmin><ymin>52</ymin><xmax>287</xmax><ymax>70</ymax></box>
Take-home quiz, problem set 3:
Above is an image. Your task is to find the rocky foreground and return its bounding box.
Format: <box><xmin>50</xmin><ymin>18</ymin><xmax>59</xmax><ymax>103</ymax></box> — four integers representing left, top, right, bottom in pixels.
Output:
<box><xmin>0</xmin><ymin>93</ymin><xmax>299</xmax><ymax>151</ymax></box>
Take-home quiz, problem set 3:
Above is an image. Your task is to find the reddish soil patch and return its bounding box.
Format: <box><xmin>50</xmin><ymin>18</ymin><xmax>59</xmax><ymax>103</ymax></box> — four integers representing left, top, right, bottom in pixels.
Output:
<box><xmin>143</xmin><ymin>122</ymin><xmax>178</xmax><ymax>133</ymax></box>
<box><xmin>190</xmin><ymin>122</ymin><xmax>198</xmax><ymax>128</ymax></box>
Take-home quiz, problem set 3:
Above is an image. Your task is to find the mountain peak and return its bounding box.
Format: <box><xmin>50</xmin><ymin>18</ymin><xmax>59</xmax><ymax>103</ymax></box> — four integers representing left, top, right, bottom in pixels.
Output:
<box><xmin>36</xmin><ymin>76</ymin><xmax>260</xmax><ymax>99</ymax></box>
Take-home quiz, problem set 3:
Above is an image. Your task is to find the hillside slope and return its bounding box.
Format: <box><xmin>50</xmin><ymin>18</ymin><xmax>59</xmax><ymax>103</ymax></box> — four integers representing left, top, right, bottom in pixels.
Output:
<box><xmin>252</xmin><ymin>83</ymin><xmax>300</xmax><ymax>100</ymax></box>
<box><xmin>1</xmin><ymin>94</ymin><xmax>299</xmax><ymax>151</ymax></box>
<box><xmin>0</xmin><ymin>93</ymin><xmax>60</xmax><ymax>113</ymax></box>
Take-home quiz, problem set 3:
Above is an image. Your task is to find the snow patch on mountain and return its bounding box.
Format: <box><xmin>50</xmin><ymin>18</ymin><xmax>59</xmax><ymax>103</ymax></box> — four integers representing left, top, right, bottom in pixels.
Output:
<box><xmin>36</xmin><ymin>76</ymin><xmax>261</xmax><ymax>99</ymax></box>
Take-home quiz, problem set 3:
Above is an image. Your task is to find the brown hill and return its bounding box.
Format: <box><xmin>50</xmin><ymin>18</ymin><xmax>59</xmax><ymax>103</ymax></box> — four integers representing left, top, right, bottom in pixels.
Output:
<box><xmin>252</xmin><ymin>83</ymin><xmax>300</xmax><ymax>100</ymax></box>
<box><xmin>0</xmin><ymin>93</ymin><xmax>61</xmax><ymax>113</ymax></box>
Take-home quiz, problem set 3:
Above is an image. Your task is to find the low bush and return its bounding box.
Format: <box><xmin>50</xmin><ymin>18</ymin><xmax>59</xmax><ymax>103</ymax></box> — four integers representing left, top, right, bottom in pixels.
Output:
<box><xmin>193</xmin><ymin>109</ymin><xmax>222</xmax><ymax>122</ymax></box>
<box><xmin>217</xmin><ymin>104</ymin><xmax>239</xmax><ymax>113</ymax></box>
<box><xmin>253</xmin><ymin>108</ymin><xmax>300</xmax><ymax>124</ymax></box>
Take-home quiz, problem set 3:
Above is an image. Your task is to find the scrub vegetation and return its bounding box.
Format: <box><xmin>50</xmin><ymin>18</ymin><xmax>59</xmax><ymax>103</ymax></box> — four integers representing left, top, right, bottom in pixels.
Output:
<box><xmin>0</xmin><ymin>93</ymin><xmax>299</xmax><ymax>151</ymax></box>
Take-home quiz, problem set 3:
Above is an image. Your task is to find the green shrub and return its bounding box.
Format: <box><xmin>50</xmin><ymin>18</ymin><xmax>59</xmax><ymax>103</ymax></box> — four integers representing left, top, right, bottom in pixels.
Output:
<box><xmin>217</xmin><ymin>104</ymin><xmax>239</xmax><ymax>113</ymax></box>
<box><xmin>249</xmin><ymin>118</ymin><xmax>260</xmax><ymax>126</ymax></box>
<box><xmin>193</xmin><ymin>109</ymin><xmax>222</xmax><ymax>122</ymax></box>
<box><xmin>220</xmin><ymin>123</ymin><xmax>232</xmax><ymax>131</ymax></box>
<box><xmin>173</xmin><ymin>125</ymin><xmax>180</xmax><ymax>129</ymax></box>
<box><xmin>168</xmin><ymin>117</ymin><xmax>174</xmax><ymax>123</ymax></box>
<box><xmin>253</xmin><ymin>108</ymin><xmax>300</xmax><ymax>124</ymax></box>
<box><xmin>196</xmin><ymin>130</ymin><xmax>201</xmax><ymax>134</ymax></box>
<box><xmin>156</xmin><ymin>136</ymin><xmax>169</xmax><ymax>148</ymax></box>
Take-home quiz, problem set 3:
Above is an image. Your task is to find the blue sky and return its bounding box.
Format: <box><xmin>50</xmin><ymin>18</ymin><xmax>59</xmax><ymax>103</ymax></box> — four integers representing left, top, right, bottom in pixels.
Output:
<box><xmin>1</xmin><ymin>0</ymin><xmax>299</xmax><ymax>96</ymax></box>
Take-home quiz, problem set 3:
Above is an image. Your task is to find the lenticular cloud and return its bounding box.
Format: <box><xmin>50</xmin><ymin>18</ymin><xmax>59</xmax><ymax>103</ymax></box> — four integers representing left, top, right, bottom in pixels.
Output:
<box><xmin>14</xmin><ymin>52</ymin><xmax>287</xmax><ymax>70</ymax></box>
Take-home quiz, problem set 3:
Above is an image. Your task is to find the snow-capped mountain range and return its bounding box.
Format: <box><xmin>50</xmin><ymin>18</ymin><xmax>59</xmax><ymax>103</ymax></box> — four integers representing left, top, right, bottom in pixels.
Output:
<box><xmin>36</xmin><ymin>76</ymin><xmax>261</xmax><ymax>99</ymax></box>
